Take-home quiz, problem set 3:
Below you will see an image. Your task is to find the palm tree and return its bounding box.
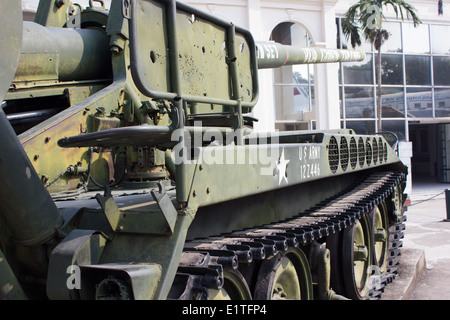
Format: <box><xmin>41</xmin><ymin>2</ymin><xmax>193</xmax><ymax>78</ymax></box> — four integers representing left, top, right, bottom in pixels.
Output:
<box><xmin>342</xmin><ymin>0</ymin><xmax>421</xmax><ymax>132</ymax></box>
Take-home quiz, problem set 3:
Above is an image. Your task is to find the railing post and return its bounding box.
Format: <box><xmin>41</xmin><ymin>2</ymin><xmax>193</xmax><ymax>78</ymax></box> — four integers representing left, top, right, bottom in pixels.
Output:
<box><xmin>445</xmin><ymin>189</ymin><xmax>450</xmax><ymax>222</ymax></box>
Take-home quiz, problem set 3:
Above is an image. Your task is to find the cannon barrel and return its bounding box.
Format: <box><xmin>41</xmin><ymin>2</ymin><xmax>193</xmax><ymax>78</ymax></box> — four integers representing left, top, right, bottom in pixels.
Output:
<box><xmin>13</xmin><ymin>21</ymin><xmax>111</xmax><ymax>84</ymax></box>
<box><xmin>0</xmin><ymin>1</ymin><xmax>22</xmax><ymax>100</ymax></box>
<box><xmin>12</xmin><ymin>23</ymin><xmax>363</xmax><ymax>85</ymax></box>
<box><xmin>256</xmin><ymin>41</ymin><xmax>365</xmax><ymax>69</ymax></box>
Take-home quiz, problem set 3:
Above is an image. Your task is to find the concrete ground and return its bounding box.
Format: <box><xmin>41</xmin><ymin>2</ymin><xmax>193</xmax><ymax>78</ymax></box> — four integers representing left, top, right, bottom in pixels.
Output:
<box><xmin>381</xmin><ymin>176</ymin><xmax>450</xmax><ymax>300</ymax></box>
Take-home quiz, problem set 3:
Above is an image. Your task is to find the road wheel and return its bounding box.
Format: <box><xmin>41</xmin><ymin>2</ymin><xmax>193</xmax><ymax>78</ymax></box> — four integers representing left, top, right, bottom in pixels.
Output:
<box><xmin>254</xmin><ymin>248</ymin><xmax>313</xmax><ymax>300</ymax></box>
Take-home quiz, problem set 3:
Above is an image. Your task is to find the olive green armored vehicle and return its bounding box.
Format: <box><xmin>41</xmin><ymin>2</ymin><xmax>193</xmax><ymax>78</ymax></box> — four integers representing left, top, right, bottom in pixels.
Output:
<box><xmin>0</xmin><ymin>0</ymin><xmax>407</xmax><ymax>300</ymax></box>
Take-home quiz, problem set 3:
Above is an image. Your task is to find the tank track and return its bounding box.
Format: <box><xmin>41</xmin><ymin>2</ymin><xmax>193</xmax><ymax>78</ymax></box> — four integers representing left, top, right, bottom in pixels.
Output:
<box><xmin>369</xmin><ymin>206</ymin><xmax>406</xmax><ymax>299</ymax></box>
<box><xmin>169</xmin><ymin>171</ymin><xmax>407</xmax><ymax>300</ymax></box>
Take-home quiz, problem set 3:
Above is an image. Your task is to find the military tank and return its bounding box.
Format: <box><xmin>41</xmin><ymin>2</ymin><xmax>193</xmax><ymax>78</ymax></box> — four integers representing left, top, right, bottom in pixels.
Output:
<box><xmin>0</xmin><ymin>0</ymin><xmax>407</xmax><ymax>300</ymax></box>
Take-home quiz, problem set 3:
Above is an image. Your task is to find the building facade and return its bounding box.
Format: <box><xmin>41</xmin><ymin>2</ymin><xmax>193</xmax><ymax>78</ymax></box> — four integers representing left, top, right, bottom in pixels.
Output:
<box><xmin>20</xmin><ymin>0</ymin><xmax>450</xmax><ymax>186</ymax></box>
<box><xmin>335</xmin><ymin>1</ymin><xmax>450</xmax><ymax>184</ymax></box>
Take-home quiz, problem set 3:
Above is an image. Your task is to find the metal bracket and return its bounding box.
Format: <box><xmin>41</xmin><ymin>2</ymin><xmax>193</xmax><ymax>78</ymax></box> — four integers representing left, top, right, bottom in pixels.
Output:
<box><xmin>95</xmin><ymin>187</ymin><xmax>122</xmax><ymax>232</ymax></box>
<box><xmin>95</xmin><ymin>183</ymin><xmax>178</xmax><ymax>235</ymax></box>
<box><xmin>151</xmin><ymin>182</ymin><xmax>178</xmax><ymax>234</ymax></box>
<box><xmin>122</xmin><ymin>0</ymin><xmax>131</xmax><ymax>19</ymax></box>
<box><xmin>47</xmin><ymin>229</ymin><xmax>108</xmax><ymax>300</ymax></box>
<box><xmin>89</xmin><ymin>0</ymin><xmax>105</xmax><ymax>9</ymax></box>
<box><xmin>80</xmin><ymin>263</ymin><xmax>162</xmax><ymax>300</ymax></box>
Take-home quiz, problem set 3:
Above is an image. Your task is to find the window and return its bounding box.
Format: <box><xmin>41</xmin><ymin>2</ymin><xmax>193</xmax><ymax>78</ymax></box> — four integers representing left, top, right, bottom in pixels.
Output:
<box><xmin>380</xmin><ymin>54</ymin><xmax>403</xmax><ymax>85</ymax></box>
<box><xmin>433</xmin><ymin>56</ymin><xmax>450</xmax><ymax>86</ymax></box>
<box><xmin>435</xmin><ymin>89</ymin><xmax>450</xmax><ymax>117</ymax></box>
<box><xmin>403</xmin><ymin>23</ymin><xmax>430</xmax><ymax>54</ymax></box>
<box><xmin>338</xmin><ymin>19</ymin><xmax>373</xmax><ymax>52</ymax></box>
<box><xmin>431</xmin><ymin>25</ymin><xmax>450</xmax><ymax>55</ymax></box>
<box><xmin>381</xmin><ymin>87</ymin><xmax>405</xmax><ymax>118</ymax></box>
<box><xmin>344</xmin><ymin>86</ymin><xmax>374</xmax><ymax>118</ymax></box>
<box><xmin>381</xmin><ymin>22</ymin><xmax>402</xmax><ymax>53</ymax></box>
<box><xmin>381</xmin><ymin>120</ymin><xmax>406</xmax><ymax>141</ymax></box>
<box><xmin>407</xmin><ymin>88</ymin><xmax>432</xmax><ymax>118</ymax></box>
<box><xmin>343</xmin><ymin>55</ymin><xmax>373</xmax><ymax>84</ymax></box>
<box><xmin>337</xmin><ymin>18</ymin><xmax>450</xmax><ymax>138</ymax></box>
<box><xmin>405</xmin><ymin>55</ymin><xmax>431</xmax><ymax>85</ymax></box>
<box><xmin>345</xmin><ymin>120</ymin><xmax>375</xmax><ymax>135</ymax></box>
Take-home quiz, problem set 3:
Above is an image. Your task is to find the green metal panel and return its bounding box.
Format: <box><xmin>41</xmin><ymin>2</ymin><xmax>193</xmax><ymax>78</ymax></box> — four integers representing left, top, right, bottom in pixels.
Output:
<box><xmin>35</xmin><ymin>0</ymin><xmax>74</xmax><ymax>27</ymax></box>
<box><xmin>0</xmin><ymin>249</ymin><xmax>27</xmax><ymax>300</ymax></box>
<box><xmin>46</xmin><ymin>229</ymin><xmax>108</xmax><ymax>299</ymax></box>
<box><xmin>0</xmin><ymin>108</ymin><xmax>61</xmax><ymax>246</ymax></box>
<box><xmin>177</xmin><ymin>131</ymin><xmax>403</xmax><ymax>207</ymax></box>
<box><xmin>129</xmin><ymin>0</ymin><xmax>258</xmax><ymax>109</ymax></box>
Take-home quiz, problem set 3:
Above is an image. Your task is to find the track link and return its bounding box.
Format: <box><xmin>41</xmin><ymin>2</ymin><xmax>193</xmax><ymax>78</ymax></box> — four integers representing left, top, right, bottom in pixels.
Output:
<box><xmin>169</xmin><ymin>171</ymin><xmax>407</xmax><ymax>300</ymax></box>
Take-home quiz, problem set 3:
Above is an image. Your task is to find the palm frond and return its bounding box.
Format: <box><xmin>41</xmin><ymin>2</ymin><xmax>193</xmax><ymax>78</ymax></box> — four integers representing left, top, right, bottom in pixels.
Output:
<box><xmin>385</xmin><ymin>0</ymin><xmax>422</xmax><ymax>26</ymax></box>
<box><xmin>342</xmin><ymin>0</ymin><xmax>421</xmax><ymax>48</ymax></box>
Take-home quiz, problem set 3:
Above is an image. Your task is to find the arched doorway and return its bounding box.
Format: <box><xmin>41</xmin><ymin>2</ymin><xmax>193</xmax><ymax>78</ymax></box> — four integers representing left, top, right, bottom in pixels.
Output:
<box><xmin>271</xmin><ymin>22</ymin><xmax>315</xmax><ymax>131</ymax></box>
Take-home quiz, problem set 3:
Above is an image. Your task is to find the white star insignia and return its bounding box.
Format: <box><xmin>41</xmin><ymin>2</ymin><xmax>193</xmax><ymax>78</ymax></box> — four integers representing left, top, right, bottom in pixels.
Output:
<box><xmin>273</xmin><ymin>148</ymin><xmax>290</xmax><ymax>185</ymax></box>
